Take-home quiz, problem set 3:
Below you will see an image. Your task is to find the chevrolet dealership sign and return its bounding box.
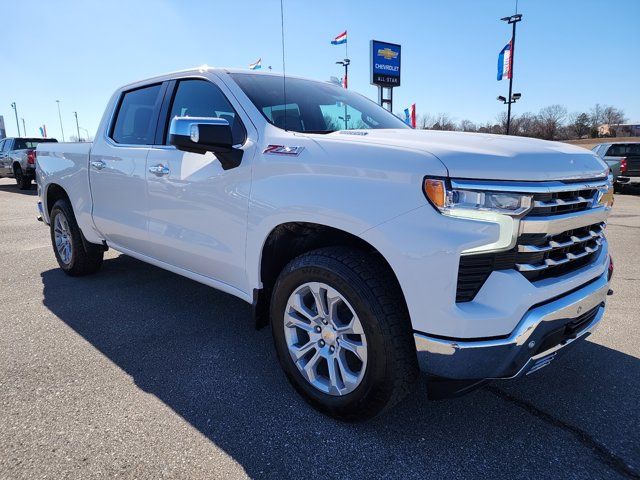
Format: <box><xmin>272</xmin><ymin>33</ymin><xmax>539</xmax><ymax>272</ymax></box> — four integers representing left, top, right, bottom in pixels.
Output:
<box><xmin>370</xmin><ymin>40</ymin><xmax>401</xmax><ymax>87</ymax></box>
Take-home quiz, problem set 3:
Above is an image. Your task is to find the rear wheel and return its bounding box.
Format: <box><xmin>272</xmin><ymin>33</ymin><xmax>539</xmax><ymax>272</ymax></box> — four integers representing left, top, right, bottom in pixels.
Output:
<box><xmin>49</xmin><ymin>199</ymin><xmax>104</xmax><ymax>276</ymax></box>
<box><xmin>14</xmin><ymin>165</ymin><xmax>31</xmax><ymax>190</ymax></box>
<box><xmin>270</xmin><ymin>247</ymin><xmax>418</xmax><ymax>421</ymax></box>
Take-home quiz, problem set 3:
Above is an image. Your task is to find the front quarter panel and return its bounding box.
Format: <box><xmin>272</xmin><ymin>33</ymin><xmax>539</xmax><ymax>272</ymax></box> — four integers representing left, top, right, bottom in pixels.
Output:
<box><xmin>245</xmin><ymin>132</ymin><xmax>448</xmax><ymax>289</ymax></box>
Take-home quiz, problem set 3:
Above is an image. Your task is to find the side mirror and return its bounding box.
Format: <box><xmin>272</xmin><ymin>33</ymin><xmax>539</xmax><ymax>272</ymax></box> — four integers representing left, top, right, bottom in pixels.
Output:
<box><xmin>169</xmin><ymin>116</ymin><xmax>242</xmax><ymax>170</ymax></box>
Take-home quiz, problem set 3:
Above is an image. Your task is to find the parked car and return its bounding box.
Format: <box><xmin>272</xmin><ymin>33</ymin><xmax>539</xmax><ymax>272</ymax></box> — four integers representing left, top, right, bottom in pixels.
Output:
<box><xmin>0</xmin><ymin>137</ymin><xmax>58</xmax><ymax>189</ymax></box>
<box><xmin>36</xmin><ymin>69</ymin><xmax>614</xmax><ymax>420</ymax></box>
<box><xmin>592</xmin><ymin>142</ymin><xmax>640</xmax><ymax>192</ymax></box>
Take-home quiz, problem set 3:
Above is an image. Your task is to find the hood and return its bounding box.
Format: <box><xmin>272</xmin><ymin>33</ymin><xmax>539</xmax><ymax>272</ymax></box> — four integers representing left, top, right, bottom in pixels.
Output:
<box><xmin>321</xmin><ymin>129</ymin><xmax>608</xmax><ymax>182</ymax></box>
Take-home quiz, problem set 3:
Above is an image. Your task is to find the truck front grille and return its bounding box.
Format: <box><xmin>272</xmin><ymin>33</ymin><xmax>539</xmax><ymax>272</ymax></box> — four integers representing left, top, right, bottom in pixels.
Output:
<box><xmin>455</xmin><ymin>181</ymin><xmax>608</xmax><ymax>303</ymax></box>
<box><xmin>527</xmin><ymin>188</ymin><xmax>598</xmax><ymax>217</ymax></box>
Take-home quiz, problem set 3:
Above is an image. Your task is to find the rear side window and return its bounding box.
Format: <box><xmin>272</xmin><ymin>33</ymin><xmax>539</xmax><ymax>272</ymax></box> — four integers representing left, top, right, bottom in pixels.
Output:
<box><xmin>606</xmin><ymin>144</ymin><xmax>640</xmax><ymax>157</ymax></box>
<box><xmin>111</xmin><ymin>84</ymin><xmax>162</xmax><ymax>145</ymax></box>
<box><xmin>166</xmin><ymin>79</ymin><xmax>246</xmax><ymax>145</ymax></box>
<box><xmin>13</xmin><ymin>138</ymin><xmax>57</xmax><ymax>149</ymax></box>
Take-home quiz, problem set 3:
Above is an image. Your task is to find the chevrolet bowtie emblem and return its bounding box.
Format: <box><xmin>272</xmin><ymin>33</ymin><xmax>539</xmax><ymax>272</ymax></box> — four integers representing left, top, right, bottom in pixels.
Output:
<box><xmin>377</xmin><ymin>48</ymin><xmax>398</xmax><ymax>60</ymax></box>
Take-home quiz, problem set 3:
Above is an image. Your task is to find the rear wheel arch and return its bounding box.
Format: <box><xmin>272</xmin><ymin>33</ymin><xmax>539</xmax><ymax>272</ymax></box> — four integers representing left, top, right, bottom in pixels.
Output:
<box><xmin>45</xmin><ymin>183</ymin><xmax>71</xmax><ymax>217</ymax></box>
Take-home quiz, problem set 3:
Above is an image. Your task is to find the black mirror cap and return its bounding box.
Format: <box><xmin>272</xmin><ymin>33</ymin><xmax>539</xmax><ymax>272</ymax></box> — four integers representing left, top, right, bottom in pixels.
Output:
<box><xmin>170</xmin><ymin>123</ymin><xmax>233</xmax><ymax>154</ymax></box>
<box><xmin>169</xmin><ymin>117</ymin><xmax>242</xmax><ymax>170</ymax></box>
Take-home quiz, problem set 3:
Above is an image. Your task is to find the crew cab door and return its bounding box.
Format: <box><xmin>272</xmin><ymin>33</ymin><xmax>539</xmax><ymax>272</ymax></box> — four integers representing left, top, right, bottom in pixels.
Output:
<box><xmin>89</xmin><ymin>83</ymin><xmax>166</xmax><ymax>253</ymax></box>
<box><xmin>144</xmin><ymin>77</ymin><xmax>255</xmax><ymax>294</ymax></box>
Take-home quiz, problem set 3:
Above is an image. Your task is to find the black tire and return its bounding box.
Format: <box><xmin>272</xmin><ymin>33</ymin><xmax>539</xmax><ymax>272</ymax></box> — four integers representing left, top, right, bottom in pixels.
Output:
<box><xmin>49</xmin><ymin>199</ymin><xmax>104</xmax><ymax>276</ymax></box>
<box><xmin>270</xmin><ymin>247</ymin><xmax>418</xmax><ymax>421</ymax></box>
<box><xmin>14</xmin><ymin>165</ymin><xmax>31</xmax><ymax>190</ymax></box>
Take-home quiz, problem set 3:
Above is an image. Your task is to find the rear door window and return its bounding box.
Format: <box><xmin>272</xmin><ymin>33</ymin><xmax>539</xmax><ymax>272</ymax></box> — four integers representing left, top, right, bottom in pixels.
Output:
<box><xmin>606</xmin><ymin>144</ymin><xmax>640</xmax><ymax>157</ymax></box>
<box><xmin>111</xmin><ymin>84</ymin><xmax>163</xmax><ymax>145</ymax></box>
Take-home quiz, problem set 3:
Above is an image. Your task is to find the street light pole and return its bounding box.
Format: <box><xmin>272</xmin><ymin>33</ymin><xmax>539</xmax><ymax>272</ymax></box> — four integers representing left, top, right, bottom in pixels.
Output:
<box><xmin>56</xmin><ymin>100</ymin><xmax>65</xmax><ymax>142</ymax></box>
<box><xmin>73</xmin><ymin>111</ymin><xmax>81</xmax><ymax>141</ymax></box>
<box><xmin>336</xmin><ymin>58</ymin><xmax>350</xmax><ymax>130</ymax></box>
<box><xmin>500</xmin><ymin>13</ymin><xmax>522</xmax><ymax>135</ymax></box>
<box><xmin>10</xmin><ymin>102</ymin><xmax>21</xmax><ymax>137</ymax></box>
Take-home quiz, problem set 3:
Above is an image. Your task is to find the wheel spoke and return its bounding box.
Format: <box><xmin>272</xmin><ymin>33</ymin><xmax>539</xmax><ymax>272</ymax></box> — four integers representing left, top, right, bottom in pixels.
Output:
<box><xmin>339</xmin><ymin>337</ymin><xmax>366</xmax><ymax>362</ymax></box>
<box><xmin>302</xmin><ymin>349</ymin><xmax>322</xmax><ymax>383</ymax></box>
<box><xmin>327</xmin><ymin>357</ymin><xmax>342</xmax><ymax>394</ymax></box>
<box><xmin>284</xmin><ymin>311</ymin><xmax>315</xmax><ymax>333</ymax></box>
<box><xmin>291</xmin><ymin>340</ymin><xmax>316</xmax><ymax>361</ymax></box>
<box><xmin>336</xmin><ymin>354</ymin><xmax>360</xmax><ymax>390</ymax></box>
<box><xmin>289</xmin><ymin>292</ymin><xmax>319</xmax><ymax>323</ymax></box>
<box><xmin>309</xmin><ymin>282</ymin><xmax>329</xmax><ymax>317</ymax></box>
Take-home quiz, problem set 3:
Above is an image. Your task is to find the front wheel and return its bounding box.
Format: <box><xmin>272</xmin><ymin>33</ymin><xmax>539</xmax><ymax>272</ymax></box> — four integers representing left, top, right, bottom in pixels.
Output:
<box><xmin>270</xmin><ymin>247</ymin><xmax>418</xmax><ymax>421</ymax></box>
<box><xmin>49</xmin><ymin>199</ymin><xmax>104</xmax><ymax>276</ymax></box>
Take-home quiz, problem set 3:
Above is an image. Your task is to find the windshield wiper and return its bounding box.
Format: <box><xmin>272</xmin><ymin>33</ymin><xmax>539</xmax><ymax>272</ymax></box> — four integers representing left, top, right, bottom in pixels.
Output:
<box><xmin>303</xmin><ymin>130</ymin><xmax>336</xmax><ymax>134</ymax></box>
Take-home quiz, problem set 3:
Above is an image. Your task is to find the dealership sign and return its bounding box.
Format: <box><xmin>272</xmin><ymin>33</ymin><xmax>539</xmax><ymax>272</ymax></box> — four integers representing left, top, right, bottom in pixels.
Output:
<box><xmin>370</xmin><ymin>40</ymin><xmax>401</xmax><ymax>87</ymax></box>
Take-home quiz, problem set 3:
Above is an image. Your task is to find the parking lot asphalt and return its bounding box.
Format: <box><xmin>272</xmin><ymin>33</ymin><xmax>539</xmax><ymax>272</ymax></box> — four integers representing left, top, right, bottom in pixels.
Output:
<box><xmin>0</xmin><ymin>177</ymin><xmax>638</xmax><ymax>480</ymax></box>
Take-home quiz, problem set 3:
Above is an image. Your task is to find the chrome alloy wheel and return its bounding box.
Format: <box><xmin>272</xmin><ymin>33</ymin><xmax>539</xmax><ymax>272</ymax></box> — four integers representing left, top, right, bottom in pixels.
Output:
<box><xmin>283</xmin><ymin>282</ymin><xmax>368</xmax><ymax>396</ymax></box>
<box><xmin>53</xmin><ymin>212</ymin><xmax>73</xmax><ymax>265</ymax></box>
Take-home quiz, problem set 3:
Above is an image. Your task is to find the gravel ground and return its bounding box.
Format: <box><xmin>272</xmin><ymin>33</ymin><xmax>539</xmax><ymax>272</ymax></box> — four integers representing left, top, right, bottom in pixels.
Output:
<box><xmin>0</xmin><ymin>177</ymin><xmax>638</xmax><ymax>479</ymax></box>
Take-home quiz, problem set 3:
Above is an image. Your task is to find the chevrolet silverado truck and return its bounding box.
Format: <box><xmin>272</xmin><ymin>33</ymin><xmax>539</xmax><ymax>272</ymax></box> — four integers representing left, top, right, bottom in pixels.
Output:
<box><xmin>36</xmin><ymin>68</ymin><xmax>614</xmax><ymax>420</ymax></box>
<box><xmin>0</xmin><ymin>137</ymin><xmax>58</xmax><ymax>189</ymax></box>
<box><xmin>593</xmin><ymin>142</ymin><xmax>640</xmax><ymax>192</ymax></box>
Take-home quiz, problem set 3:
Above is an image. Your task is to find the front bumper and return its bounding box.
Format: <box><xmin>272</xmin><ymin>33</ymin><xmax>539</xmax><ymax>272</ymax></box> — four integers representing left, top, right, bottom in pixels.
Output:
<box><xmin>414</xmin><ymin>272</ymin><xmax>609</xmax><ymax>379</ymax></box>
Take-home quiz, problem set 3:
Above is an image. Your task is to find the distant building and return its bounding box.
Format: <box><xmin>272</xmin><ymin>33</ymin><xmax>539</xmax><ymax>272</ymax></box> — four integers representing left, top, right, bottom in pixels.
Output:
<box><xmin>0</xmin><ymin>116</ymin><xmax>5</xmax><ymax>139</ymax></box>
<box><xmin>598</xmin><ymin>123</ymin><xmax>640</xmax><ymax>137</ymax></box>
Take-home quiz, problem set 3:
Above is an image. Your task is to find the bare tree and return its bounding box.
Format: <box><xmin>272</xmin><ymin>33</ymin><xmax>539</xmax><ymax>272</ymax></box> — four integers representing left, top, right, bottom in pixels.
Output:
<box><xmin>458</xmin><ymin>119</ymin><xmax>477</xmax><ymax>132</ymax></box>
<box><xmin>430</xmin><ymin>113</ymin><xmax>456</xmax><ymax>131</ymax></box>
<box><xmin>589</xmin><ymin>104</ymin><xmax>606</xmax><ymax>131</ymax></box>
<box><xmin>602</xmin><ymin>106</ymin><xmax>626</xmax><ymax>129</ymax></box>
<box><xmin>536</xmin><ymin>104</ymin><xmax>567</xmax><ymax>140</ymax></box>
<box><xmin>416</xmin><ymin>114</ymin><xmax>433</xmax><ymax>129</ymax></box>
<box><xmin>567</xmin><ymin>112</ymin><xmax>591</xmax><ymax>138</ymax></box>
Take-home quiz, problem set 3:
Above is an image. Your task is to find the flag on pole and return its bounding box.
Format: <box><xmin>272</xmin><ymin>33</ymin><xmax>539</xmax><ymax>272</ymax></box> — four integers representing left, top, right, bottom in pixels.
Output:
<box><xmin>404</xmin><ymin>104</ymin><xmax>416</xmax><ymax>128</ymax></box>
<box><xmin>39</xmin><ymin>125</ymin><xmax>47</xmax><ymax>137</ymax></box>
<box><xmin>497</xmin><ymin>40</ymin><xmax>513</xmax><ymax>81</ymax></box>
<box><xmin>331</xmin><ymin>30</ymin><xmax>347</xmax><ymax>45</ymax></box>
<box><xmin>342</xmin><ymin>73</ymin><xmax>348</xmax><ymax>89</ymax></box>
<box><xmin>249</xmin><ymin>58</ymin><xmax>262</xmax><ymax>70</ymax></box>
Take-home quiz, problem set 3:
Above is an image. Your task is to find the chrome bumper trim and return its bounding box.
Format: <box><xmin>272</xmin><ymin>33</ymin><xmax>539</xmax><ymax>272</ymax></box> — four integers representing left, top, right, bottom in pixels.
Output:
<box><xmin>414</xmin><ymin>273</ymin><xmax>609</xmax><ymax>380</ymax></box>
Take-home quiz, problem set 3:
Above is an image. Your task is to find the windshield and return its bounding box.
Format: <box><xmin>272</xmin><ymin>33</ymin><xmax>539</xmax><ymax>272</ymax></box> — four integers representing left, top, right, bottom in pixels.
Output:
<box><xmin>230</xmin><ymin>73</ymin><xmax>409</xmax><ymax>133</ymax></box>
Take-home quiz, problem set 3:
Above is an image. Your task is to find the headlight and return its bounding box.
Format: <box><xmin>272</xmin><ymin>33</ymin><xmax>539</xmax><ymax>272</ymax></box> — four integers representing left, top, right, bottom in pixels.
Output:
<box><xmin>423</xmin><ymin>177</ymin><xmax>533</xmax><ymax>254</ymax></box>
<box><xmin>423</xmin><ymin>178</ymin><xmax>532</xmax><ymax>217</ymax></box>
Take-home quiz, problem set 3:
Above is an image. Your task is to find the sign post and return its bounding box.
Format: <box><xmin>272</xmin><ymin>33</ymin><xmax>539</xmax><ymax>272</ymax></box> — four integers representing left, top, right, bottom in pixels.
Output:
<box><xmin>370</xmin><ymin>40</ymin><xmax>401</xmax><ymax>112</ymax></box>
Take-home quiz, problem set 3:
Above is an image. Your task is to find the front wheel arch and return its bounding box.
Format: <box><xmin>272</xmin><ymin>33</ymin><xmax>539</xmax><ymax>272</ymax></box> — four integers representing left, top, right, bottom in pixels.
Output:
<box><xmin>254</xmin><ymin>222</ymin><xmax>409</xmax><ymax>330</ymax></box>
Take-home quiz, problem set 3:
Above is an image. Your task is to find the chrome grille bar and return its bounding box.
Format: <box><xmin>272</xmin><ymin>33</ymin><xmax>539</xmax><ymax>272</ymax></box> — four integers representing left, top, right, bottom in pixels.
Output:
<box><xmin>515</xmin><ymin>238</ymin><xmax>603</xmax><ymax>272</ymax></box>
<box><xmin>532</xmin><ymin>196</ymin><xmax>590</xmax><ymax>208</ymax></box>
<box><xmin>518</xmin><ymin>223</ymin><xmax>605</xmax><ymax>253</ymax></box>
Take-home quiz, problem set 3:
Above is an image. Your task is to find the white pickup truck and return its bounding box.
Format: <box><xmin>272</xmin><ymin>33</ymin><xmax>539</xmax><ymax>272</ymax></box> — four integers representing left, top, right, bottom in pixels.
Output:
<box><xmin>36</xmin><ymin>68</ymin><xmax>614</xmax><ymax>420</ymax></box>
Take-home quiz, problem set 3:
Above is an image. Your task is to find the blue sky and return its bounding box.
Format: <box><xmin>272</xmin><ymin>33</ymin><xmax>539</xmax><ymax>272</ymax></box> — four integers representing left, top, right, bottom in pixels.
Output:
<box><xmin>1</xmin><ymin>0</ymin><xmax>638</xmax><ymax>139</ymax></box>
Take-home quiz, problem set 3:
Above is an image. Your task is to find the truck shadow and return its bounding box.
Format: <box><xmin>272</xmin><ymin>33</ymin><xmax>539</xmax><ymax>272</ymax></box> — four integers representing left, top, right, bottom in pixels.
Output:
<box><xmin>40</xmin><ymin>254</ymin><xmax>639</xmax><ymax>478</ymax></box>
<box><xmin>0</xmin><ymin>183</ymin><xmax>37</xmax><ymax>195</ymax></box>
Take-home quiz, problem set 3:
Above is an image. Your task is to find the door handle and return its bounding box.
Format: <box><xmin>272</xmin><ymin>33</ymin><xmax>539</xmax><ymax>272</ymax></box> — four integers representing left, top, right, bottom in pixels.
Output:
<box><xmin>149</xmin><ymin>164</ymin><xmax>170</xmax><ymax>176</ymax></box>
<box><xmin>91</xmin><ymin>160</ymin><xmax>106</xmax><ymax>170</ymax></box>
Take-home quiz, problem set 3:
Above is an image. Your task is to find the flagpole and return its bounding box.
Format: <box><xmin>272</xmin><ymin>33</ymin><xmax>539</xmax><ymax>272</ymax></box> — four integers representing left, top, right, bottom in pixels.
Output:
<box><xmin>506</xmin><ymin>21</ymin><xmax>516</xmax><ymax>134</ymax></box>
<box><xmin>500</xmin><ymin>13</ymin><xmax>522</xmax><ymax>135</ymax></box>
